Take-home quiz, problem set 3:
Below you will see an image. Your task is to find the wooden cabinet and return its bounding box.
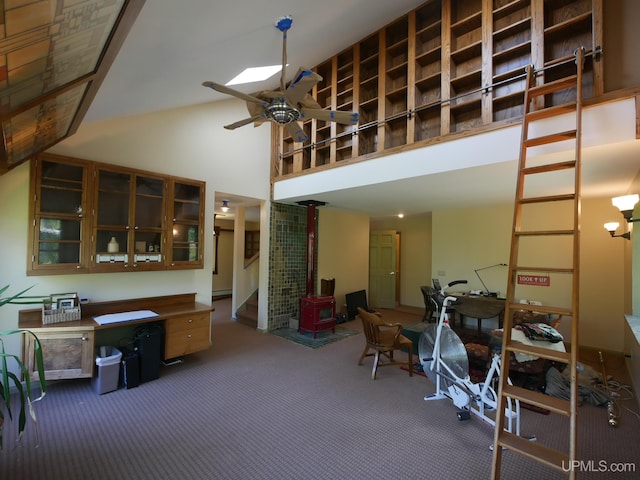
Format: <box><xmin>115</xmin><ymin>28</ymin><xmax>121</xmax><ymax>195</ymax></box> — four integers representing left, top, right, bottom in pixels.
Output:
<box><xmin>168</xmin><ymin>180</ymin><xmax>204</xmax><ymax>268</ymax></box>
<box><xmin>27</xmin><ymin>154</ymin><xmax>205</xmax><ymax>275</ymax></box>
<box><xmin>20</xmin><ymin>293</ymin><xmax>213</xmax><ymax>380</ymax></box>
<box><xmin>28</xmin><ymin>156</ymin><xmax>91</xmax><ymax>274</ymax></box>
<box><xmin>274</xmin><ymin>0</ymin><xmax>603</xmax><ymax>178</ymax></box>
<box><xmin>92</xmin><ymin>166</ymin><xmax>166</xmax><ymax>271</ymax></box>
<box><xmin>164</xmin><ymin>312</ymin><xmax>211</xmax><ymax>359</ymax></box>
<box><xmin>23</xmin><ymin>327</ymin><xmax>94</xmax><ymax>381</ymax></box>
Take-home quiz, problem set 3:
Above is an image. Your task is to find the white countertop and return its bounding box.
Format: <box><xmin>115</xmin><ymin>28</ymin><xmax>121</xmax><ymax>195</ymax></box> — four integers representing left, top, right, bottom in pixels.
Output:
<box><xmin>626</xmin><ymin>314</ymin><xmax>640</xmax><ymax>343</ymax></box>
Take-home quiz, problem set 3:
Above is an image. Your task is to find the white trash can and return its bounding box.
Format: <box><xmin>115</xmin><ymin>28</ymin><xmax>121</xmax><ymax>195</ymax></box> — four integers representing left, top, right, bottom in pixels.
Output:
<box><xmin>92</xmin><ymin>346</ymin><xmax>122</xmax><ymax>394</ymax></box>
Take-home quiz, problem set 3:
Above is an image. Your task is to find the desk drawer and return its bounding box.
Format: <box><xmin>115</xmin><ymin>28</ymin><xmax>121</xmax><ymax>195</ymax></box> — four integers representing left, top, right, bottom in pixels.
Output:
<box><xmin>165</xmin><ymin>312</ymin><xmax>210</xmax><ymax>334</ymax></box>
<box><xmin>164</xmin><ymin>312</ymin><xmax>211</xmax><ymax>359</ymax></box>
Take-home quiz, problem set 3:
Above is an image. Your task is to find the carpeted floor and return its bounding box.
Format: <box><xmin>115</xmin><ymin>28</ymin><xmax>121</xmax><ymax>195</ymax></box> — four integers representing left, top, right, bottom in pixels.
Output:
<box><xmin>270</xmin><ymin>325</ymin><xmax>359</xmax><ymax>348</ymax></box>
<box><xmin>1</xmin><ymin>299</ymin><xmax>638</xmax><ymax>480</ymax></box>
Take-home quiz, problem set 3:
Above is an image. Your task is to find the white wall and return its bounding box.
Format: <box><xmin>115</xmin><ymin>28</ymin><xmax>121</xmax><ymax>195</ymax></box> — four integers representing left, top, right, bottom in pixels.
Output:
<box><xmin>317</xmin><ymin>208</ymin><xmax>370</xmax><ymax>315</ymax></box>
<box><xmin>0</xmin><ymin>98</ymin><xmax>271</xmax><ymax>365</ymax></box>
<box><xmin>432</xmin><ymin>199</ymin><xmax>628</xmax><ymax>352</ymax></box>
<box><xmin>371</xmin><ymin>212</ymin><xmax>432</xmax><ymax>308</ymax></box>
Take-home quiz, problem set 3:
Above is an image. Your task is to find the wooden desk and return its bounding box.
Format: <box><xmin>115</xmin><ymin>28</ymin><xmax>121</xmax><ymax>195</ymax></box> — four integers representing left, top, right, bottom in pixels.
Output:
<box><xmin>452</xmin><ymin>294</ymin><xmax>505</xmax><ymax>336</ymax></box>
<box><xmin>19</xmin><ymin>293</ymin><xmax>213</xmax><ymax>381</ymax></box>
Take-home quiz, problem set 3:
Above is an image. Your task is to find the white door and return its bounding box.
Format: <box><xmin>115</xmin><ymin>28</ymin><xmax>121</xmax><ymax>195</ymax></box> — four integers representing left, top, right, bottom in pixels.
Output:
<box><xmin>369</xmin><ymin>230</ymin><xmax>397</xmax><ymax>309</ymax></box>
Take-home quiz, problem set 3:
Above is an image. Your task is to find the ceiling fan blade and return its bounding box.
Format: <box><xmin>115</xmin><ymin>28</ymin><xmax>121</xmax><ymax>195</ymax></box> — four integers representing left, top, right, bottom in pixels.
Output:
<box><xmin>298</xmin><ymin>94</ymin><xmax>321</xmax><ymax>110</ymax></box>
<box><xmin>202</xmin><ymin>81</ymin><xmax>266</xmax><ymax>105</ymax></box>
<box><xmin>224</xmin><ymin>114</ymin><xmax>266</xmax><ymax>130</ymax></box>
<box><xmin>301</xmin><ymin>108</ymin><xmax>359</xmax><ymax>125</ymax></box>
<box><xmin>285</xmin><ymin>122</ymin><xmax>309</xmax><ymax>143</ymax></box>
<box><xmin>285</xmin><ymin>68</ymin><xmax>322</xmax><ymax>106</ymax></box>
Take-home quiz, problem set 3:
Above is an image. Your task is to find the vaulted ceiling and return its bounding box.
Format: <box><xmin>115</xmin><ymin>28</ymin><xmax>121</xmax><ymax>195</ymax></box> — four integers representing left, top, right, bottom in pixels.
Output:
<box><xmin>2</xmin><ymin>0</ymin><xmax>638</xmax><ymax>219</ymax></box>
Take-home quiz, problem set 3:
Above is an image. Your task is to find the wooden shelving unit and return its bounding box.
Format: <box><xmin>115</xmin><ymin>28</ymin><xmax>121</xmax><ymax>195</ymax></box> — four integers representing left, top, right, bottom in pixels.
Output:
<box><xmin>358</xmin><ymin>33</ymin><xmax>380</xmax><ymax>156</ymax></box>
<box><xmin>274</xmin><ymin>0</ymin><xmax>602</xmax><ymax>179</ymax></box>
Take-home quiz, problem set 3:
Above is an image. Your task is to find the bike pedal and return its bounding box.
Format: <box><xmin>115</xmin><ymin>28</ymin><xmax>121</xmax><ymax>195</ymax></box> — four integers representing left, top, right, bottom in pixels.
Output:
<box><xmin>457</xmin><ymin>410</ymin><xmax>471</xmax><ymax>421</ymax></box>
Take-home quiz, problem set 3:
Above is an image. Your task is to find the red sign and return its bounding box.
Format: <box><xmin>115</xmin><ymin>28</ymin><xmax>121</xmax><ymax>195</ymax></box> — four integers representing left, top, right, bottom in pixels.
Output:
<box><xmin>517</xmin><ymin>274</ymin><xmax>550</xmax><ymax>286</ymax></box>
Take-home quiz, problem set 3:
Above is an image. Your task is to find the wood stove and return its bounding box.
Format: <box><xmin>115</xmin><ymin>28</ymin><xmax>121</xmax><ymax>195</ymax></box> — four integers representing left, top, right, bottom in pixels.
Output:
<box><xmin>300</xmin><ymin>295</ymin><xmax>336</xmax><ymax>338</ymax></box>
<box><xmin>296</xmin><ymin>200</ymin><xmax>336</xmax><ymax>337</ymax></box>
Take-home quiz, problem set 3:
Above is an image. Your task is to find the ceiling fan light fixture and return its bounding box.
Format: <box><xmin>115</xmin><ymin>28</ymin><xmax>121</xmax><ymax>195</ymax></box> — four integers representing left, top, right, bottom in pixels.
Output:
<box><xmin>265</xmin><ymin>99</ymin><xmax>300</xmax><ymax>125</ymax></box>
<box><xmin>221</xmin><ymin>200</ymin><xmax>230</xmax><ymax>212</ymax></box>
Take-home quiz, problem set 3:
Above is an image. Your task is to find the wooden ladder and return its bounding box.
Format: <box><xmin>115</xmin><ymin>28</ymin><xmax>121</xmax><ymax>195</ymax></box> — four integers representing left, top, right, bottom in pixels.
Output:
<box><xmin>490</xmin><ymin>48</ymin><xmax>585</xmax><ymax>479</ymax></box>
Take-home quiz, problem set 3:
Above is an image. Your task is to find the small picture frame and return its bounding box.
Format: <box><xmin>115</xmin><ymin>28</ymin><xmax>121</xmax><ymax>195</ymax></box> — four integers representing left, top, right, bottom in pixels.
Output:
<box><xmin>50</xmin><ymin>292</ymin><xmax>78</xmax><ymax>311</ymax></box>
<box><xmin>58</xmin><ymin>298</ymin><xmax>75</xmax><ymax>309</ymax></box>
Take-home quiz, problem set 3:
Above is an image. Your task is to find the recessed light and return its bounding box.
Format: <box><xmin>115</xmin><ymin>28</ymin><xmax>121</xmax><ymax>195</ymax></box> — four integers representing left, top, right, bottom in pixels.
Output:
<box><xmin>226</xmin><ymin>65</ymin><xmax>283</xmax><ymax>86</ymax></box>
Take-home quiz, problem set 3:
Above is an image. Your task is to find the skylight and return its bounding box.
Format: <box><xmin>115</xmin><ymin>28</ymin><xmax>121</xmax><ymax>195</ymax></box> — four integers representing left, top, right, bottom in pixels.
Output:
<box><xmin>225</xmin><ymin>65</ymin><xmax>282</xmax><ymax>86</ymax></box>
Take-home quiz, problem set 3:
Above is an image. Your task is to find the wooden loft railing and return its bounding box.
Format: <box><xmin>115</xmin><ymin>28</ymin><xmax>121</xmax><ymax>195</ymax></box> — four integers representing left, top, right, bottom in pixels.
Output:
<box><xmin>271</xmin><ymin>0</ymin><xmax>604</xmax><ymax>181</ymax></box>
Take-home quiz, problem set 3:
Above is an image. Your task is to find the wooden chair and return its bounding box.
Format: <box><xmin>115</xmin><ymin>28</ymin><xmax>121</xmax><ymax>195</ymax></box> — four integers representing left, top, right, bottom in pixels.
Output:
<box><xmin>357</xmin><ymin>307</ymin><xmax>413</xmax><ymax>379</ymax></box>
<box><xmin>420</xmin><ymin>285</ymin><xmax>438</xmax><ymax>322</ymax></box>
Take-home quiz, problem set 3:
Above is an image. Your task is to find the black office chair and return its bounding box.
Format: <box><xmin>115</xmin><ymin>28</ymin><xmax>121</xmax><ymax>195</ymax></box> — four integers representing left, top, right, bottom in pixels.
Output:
<box><xmin>428</xmin><ymin>285</ymin><xmax>457</xmax><ymax>328</ymax></box>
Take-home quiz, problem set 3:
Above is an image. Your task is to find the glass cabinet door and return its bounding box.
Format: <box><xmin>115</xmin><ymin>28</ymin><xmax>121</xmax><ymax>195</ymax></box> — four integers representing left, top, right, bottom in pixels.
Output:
<box><xmin>132</xmin><ymin>174</ymin><xmax>166</xmax><ymax>268</ymax></box>
<box><xmin>93</xmin><ymin>169</ymin><xmax>167</xmax><ymax>270</ymax></box>
<box><xmin>169</xmin><ymin>180</ymin><xmax>204</xmax><ymax>268</ymax></box>
<box><xmin>30</xmin><ymin>158</ymin><xmax>88</xmax><ymax>273</ymax></box>
<box><xmin>94</xmin><ymin>168</ymin><xmax>131</xmax><ymax>268</ymax></box>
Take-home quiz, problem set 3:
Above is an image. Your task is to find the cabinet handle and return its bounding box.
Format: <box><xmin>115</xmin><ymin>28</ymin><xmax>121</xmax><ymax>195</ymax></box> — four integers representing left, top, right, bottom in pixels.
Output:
<box><xmin>81</xmin><ymin>336</ymin><xmax>88</xmax><ymax>341</ymax></box>
<box><xmin>187</xmin><ymin>334</ymin><xmax>192</xmax><ymax>338</ymax></box>
<box><xmin>188</xmin><ymin>319</ymin><xmax>193</xmax><ymax>323</ymax></box>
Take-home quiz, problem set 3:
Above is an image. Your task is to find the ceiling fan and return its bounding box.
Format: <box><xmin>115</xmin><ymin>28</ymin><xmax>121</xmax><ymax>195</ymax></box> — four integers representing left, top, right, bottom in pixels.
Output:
<box><xmin>202</xmin><ymin>16</ymin><xmax>359</xmax><ymax>143</ymax></box>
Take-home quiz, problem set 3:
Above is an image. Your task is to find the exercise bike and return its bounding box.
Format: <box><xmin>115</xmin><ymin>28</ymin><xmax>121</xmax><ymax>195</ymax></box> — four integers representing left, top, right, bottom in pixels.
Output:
<box><xmin>419</xmin><ymin>280</ymin><xmax>521</xmax><ymax>435</ymax></box>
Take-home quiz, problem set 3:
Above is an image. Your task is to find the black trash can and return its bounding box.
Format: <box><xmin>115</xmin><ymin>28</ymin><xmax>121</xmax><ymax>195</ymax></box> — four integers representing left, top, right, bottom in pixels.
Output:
<box><xmin>135</xmin><ymin>323</ymin><xmax>163</xmax><ymax>383</ymax></box>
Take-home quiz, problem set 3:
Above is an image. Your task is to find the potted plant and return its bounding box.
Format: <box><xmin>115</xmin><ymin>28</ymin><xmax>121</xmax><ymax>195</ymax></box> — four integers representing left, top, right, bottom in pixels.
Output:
<box><xmin>0</xmin><ymin>285</ymin><xmax>47</xmax><ymax>451</ymax></box>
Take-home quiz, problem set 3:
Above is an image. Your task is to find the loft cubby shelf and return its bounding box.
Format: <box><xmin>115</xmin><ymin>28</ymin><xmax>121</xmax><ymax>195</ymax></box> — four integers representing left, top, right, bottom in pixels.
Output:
<box><xmin>337</xmin><ymin>59</ymin><xmax>354</xmax><ymax>71</ymax></box>
<box><xmin>416</xmin><ymin>72</ymin><xmax>441</xmax><ymax>89</ymax></box>
<box><xmin>493</xmin><ymin>65</ymin><xmax>528</xmax><ymax>84</ymax></box>
<box><xmin>275</xmin><ymin>0</ymin><xmax>600</xmax><ymax>180</ymax></box>
<box><xmin>451</xmin><ymin>11</ymin><xmax>482</xmax><ymax>35</ymax></box>
<box><xmin>493</xmin><ymin>0</ymin><xmax>530</xmax><ymax>17</ymax></box>
<box><xmin>449</xmin><ymin>96</ymin><xmax>481</xmax><ymax>114</ymax></box>
<box><xmin>544</xmin><ymin>12</ymin><xmax>592</xmax><ymax>37</ymax></box>
<box><xmin>493</xmin><ymin>17</ymin><xmax>532</xmax><ymax>41</ymax></box>
<box><xmin>451</xmin><ymin>40</ymin><xmax>482</xmax><ymax>63</ymax></box>
<box><xmin>337</xmin><ymin>74</ymin><xmax>354</xmax><ymax>86</ymax></box>
<box><xmin>359</xmin><ymin>94</ymin><xmax>378</xmax><ymax>107</ymax></box>
<box><xmin>494</xmin><ymin>40</ymin><xmax>532</xmax><ymax>62</ymax></box>
<box><xmin>451</xmin><ymin>68</ymin><xmax>482</xmax><ymax>89</ymax></box>
<box><xmin>386</xmin><ymin>62</ymin><xmax>408</xmax><ymax>79</ymax></box>
<box><xmin>416</xmin><ymin>20</ymin><xmax>442</xmax><ymax>40</ymax></box>
<box><xmin>385</xmin><ymin>85</ymin><xmax>407</xmax><ymax>100</ymax></box>
<box><xmin>493</xmin><ymin>88</ymin><xmax>525</xmax><ymax>105</ymax></box>
<box><xmin>416</xmin><ymin>45</ymin><xmax>441</xmax><ymax>66</ymax></box>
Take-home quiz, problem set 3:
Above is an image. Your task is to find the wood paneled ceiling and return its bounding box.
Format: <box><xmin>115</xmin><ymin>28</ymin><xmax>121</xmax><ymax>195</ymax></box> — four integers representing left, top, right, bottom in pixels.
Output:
<box><xmin>0</xmin><ymin>0</ymin><xmax>144</xmax><ymax>174</ymax></box>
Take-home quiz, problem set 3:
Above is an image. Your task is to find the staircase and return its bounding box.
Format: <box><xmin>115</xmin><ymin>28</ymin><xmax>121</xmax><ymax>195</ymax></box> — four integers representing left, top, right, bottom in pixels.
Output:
<box><xmin>491</xmin><ymin>48</ymin><xmax>585</xmax><ymax>479</ymax></box>
<box><xmin>236</xmin><ymin>290</ymin><xmax>258</xmax><ymax>328</ymax></box>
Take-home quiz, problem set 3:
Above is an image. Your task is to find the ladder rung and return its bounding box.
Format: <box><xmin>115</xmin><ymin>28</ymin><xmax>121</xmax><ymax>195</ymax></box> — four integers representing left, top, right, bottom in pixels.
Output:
<box><xmin>527</xmin><ymin>75</ymin><xmax>578</xmax><ymax>98</ymax></box>
<box><xmin>496</xmin><ymin>431</ymin><xmax>569</xmax><ymax>472</ymax></box>
<box><xmin>515</xmin><ymin>229</ymin><xmax>575</xmax><ymax>236</ymax></box>
<box><xmin>505</xmin><ymin>342</ymin><xmax>572</xmax><ymax>363</ymax></box>
<box><xmin>502</xmin><ymin>384</ymin><xmax>571</xmax><ymax>415</ymax></box>
<box><xmin>522</xmin><ymin>160</ymin><xmax>576</xmax><ymax>175</ymax></box>
<box><xmin>524</xmin><ymin>130</ymin><xmax>576</xmax><ymax>147</ymax></box>
<box><xmin>506</xmin><ymin>303</ymin><xmax>573</xmax><ymax>317</ymax></box>
<box><xmin>526</xmin><ymin>102</ymin><xmax>577</xmax><ymax>122</ymax></box>
<box><xmin>519</xmin><ymin>193</ymin><xmax>576</xmax><ymax>204</ymax></box>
